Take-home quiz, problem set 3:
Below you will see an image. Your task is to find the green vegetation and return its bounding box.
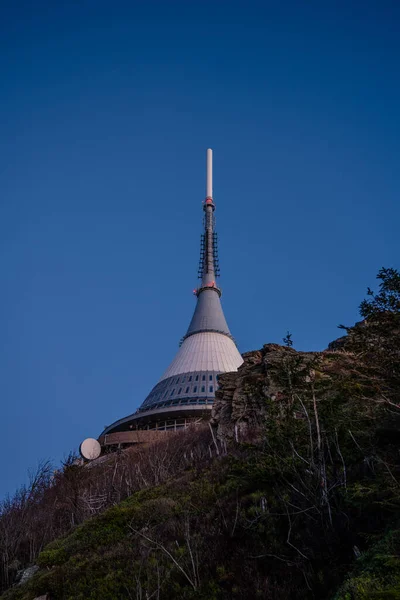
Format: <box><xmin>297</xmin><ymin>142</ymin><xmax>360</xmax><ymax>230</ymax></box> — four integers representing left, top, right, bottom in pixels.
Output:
<box><xmin>335</xmin><ymin>528</ymin><xmax>400</xmax><ymax>600</ymax></box>
<box><xmin>1</xmin><ymin>267</ymin><xmax>399</xmax><ymax>599</ymax></box>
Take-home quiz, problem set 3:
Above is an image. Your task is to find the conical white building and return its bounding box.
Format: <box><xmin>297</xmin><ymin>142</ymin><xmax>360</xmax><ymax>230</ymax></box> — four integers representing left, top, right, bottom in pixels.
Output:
<box><xmin>100</xmin><ymin>150</ymin><xmax>243</xmax><ymax>437</ymax></box>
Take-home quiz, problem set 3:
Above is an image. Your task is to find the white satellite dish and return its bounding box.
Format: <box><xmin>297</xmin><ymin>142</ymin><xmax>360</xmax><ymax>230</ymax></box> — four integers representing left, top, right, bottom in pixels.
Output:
<box><xmin>79</xmin><ymin>438</ymin><xmax>101</xmax><ymax>461</ymax></box>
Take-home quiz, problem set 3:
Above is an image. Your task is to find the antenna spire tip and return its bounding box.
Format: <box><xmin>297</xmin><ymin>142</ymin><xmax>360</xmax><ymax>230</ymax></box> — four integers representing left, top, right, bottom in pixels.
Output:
<box><xmin>206</xmin><ymin>148</ymin><xmax>213</xmax><ymax>199</ymax></box>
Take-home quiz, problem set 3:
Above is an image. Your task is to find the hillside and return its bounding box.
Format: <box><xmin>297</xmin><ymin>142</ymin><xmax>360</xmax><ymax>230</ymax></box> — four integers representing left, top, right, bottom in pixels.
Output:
<box><xmin>1</xmin><ymin>268</ymin><xmax>399</xmax><ymax>599</ymax></box>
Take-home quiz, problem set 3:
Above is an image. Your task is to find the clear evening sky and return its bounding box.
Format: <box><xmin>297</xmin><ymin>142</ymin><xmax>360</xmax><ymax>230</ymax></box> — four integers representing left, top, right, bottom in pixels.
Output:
<box><xmin>1</xmin><ymin>1</ymin><xmax>399</xmax><ymax>497</ymax></box>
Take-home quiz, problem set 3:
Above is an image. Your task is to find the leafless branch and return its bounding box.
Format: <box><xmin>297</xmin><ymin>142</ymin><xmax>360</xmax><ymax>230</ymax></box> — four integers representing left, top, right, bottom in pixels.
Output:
<box><xmin>129</xmin><ymin>525</ymin><xmax>197</xmax><ymax>590</ymax></box>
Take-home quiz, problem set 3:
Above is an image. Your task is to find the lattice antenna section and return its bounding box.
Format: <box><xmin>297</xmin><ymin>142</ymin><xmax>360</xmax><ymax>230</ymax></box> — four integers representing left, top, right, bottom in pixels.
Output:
<box><xmin>213</xmin><ymin>232</ymin><xmax>220</xmax><ymax>277</ymax></box>
<box><xmin>198</xmin><ymin>234</ymin><xmax>206</xmax><ymax>278</ymax></box>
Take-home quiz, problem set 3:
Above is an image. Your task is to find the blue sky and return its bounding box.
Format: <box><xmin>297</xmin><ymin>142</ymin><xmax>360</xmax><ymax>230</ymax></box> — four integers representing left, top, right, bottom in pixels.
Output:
<box><xmin>1</xmin><ymin>0</ymin><xmax>399</xmax><ymax>497</ymax></box>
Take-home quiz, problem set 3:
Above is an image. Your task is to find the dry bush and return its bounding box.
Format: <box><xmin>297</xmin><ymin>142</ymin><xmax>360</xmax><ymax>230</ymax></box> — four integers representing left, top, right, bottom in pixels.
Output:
<box><xmin>0</xmin><ymin>425</ymin><xmax>213</xmax><ymax>594</ymax></box>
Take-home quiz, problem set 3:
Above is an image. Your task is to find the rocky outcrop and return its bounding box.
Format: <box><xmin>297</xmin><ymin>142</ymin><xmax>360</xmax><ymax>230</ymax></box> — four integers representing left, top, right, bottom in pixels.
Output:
<box><xmin>210</xmin><ymin>349</ymin><xmax>265</xmax><ymax>442</ymax></box>
<box><xmin>211</xmin><ymin>343</ymin><xmax>320</xmax><ymax>441</ymax></box>
<box><xmin>15</xmin><ymin>566</ymin><xmax>39</xmax><ymax>587</ymax></box>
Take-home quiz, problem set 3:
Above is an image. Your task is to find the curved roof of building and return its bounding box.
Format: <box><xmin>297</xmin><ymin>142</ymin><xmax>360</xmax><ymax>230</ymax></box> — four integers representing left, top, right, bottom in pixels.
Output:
<box><xmin>160</xmin><ymin>331</ymin><xmax>242</xmax><ymax>381</ymax></box>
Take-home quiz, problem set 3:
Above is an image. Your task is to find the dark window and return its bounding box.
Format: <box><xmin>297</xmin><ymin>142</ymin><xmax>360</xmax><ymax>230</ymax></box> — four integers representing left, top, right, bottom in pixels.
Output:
<box><xmin>178</xmin><ymin>388</ymin><xmax>182</xmax><ymax>394</ymax></box>
<box><xmin>209</xmin><ymin>375</ymin><xmax>213</xmax><ymax>381</ymax></box>
<box><xmin>185</xmin><ymin>387</ymin><xmax>190</xmax><ymax>393</ymax></box>
<box><xmin>209</xmin><ymin>386</ymin><xmax>213</xmax><ymax>393</ymax></box>
<box><xmin>176</xmin><ymin>378</ymin><xmax>179</xmax><ymax>384</ymax></box>
<box><xmin>195</xmin><ymin>375</ymin><xmax>199</xmax><ymax>381</ymax></box>
<box><xmin>170</xmin><ymin>389</ymin><xmax>175</xmax><ymax>396</ymax></box>
<box><xmin>189</xmin><ymin>376</ymin><xmax>192</xmax><ymax>382</ymax></box>
<box><xmin>201</xmin><ymin>386</ymin><xmax>205</xmax><ymax>392</ymax></box>
<box><xmin>182</xmin><ymin>376</ymin><xmax>186</xmax><ymax>383</ymax></box>
<box><xmin>193</xmin><ymin>386</ymin><xmax>197</xmax><ymax>393</ymax></box>
<box><xmin>202</xmin><ymin>375</ymin><xmax>206</xmax><ymax>381</ymax></box>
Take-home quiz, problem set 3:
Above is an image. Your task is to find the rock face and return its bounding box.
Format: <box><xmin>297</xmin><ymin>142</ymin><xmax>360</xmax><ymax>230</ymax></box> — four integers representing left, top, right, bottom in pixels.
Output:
<box><xmin>210</xmin><ymin>349</ymin><xmax>265</xmax><ymax>442</ymax></box>
<box><xmin>16</xmin><ymin>565</ymin><xmax>39</xmax><ymax>586</ymax></box>
<box><xmin>211</xmin><ymin>344</ymin><xmax>319</xmax><ymax>441</ymax></box>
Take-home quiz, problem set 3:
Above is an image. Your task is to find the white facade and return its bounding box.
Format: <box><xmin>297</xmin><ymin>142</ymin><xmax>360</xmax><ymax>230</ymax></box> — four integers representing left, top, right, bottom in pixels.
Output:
<box><xmin>160</xmin><ymin>332</ymin><xmax>244</xmax><ymax>381</ymax></box>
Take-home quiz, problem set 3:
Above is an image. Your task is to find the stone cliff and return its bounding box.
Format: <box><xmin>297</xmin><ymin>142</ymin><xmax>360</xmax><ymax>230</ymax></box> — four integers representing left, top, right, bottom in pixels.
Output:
<box><xmin>211</xmin><ymin>343</ymin><xmax>321</xmax><ymax>442</ymax></box>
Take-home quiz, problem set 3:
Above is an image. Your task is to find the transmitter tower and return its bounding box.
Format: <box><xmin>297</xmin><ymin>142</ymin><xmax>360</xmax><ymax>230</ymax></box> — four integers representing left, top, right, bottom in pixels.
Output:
<box><xmin>99</xmin><ymin>150</ymin><xmax>243</xmax><ymax>442</ymax></box>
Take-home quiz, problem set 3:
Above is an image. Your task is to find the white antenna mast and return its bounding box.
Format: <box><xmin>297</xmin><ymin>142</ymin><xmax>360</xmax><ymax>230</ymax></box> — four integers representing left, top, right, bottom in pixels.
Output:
<box><xmin>206</xmin><ymin>148</ymin><xmax>213</xmax><ymax>199</ymax></box>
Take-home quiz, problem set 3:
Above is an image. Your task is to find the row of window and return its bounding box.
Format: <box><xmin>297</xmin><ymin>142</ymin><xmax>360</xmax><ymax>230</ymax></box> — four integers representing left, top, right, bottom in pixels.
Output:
<box><xmin>173</xmin><ymin>374</ymin><xmax>214</xmax><ymax>384</ymax></box>
<box><xmin>170</xmin><ymin>385</ymin><xmax>213</xmax><ymax>396</ymax></box>
<box><xmin>143</xmin><ymin>374</ymin><xmax>219</xmax><ymax>407</ymax></box>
